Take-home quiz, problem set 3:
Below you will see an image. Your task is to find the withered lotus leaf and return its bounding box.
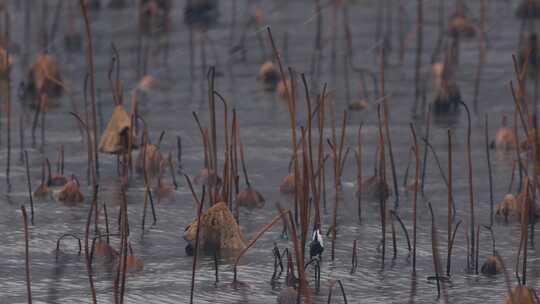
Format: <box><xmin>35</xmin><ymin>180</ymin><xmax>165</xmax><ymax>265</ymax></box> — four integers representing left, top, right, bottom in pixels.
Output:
<box><xmin>279</xmin><ymin>173</ymin><xmax>301</xmax><ymax>195</ymax></box>
<box><xmin>99</xmin><ymin>105</ymin><xmax>135</xmax><ymax>154</ymax></box>
<box><xmin>496</xmin><ymin>193</ymin><xmax>540</xmax><ymax>221</ymax></box>
<box><xmin>504</xmin><ymin>286</ymin><xmax>539</xmax><ymax>304</ymax></box>
<box><xmin>184</xmin><ymin>202</ymin><xmax>246</xmax><ymax>252</ymax></box>
<box><xmin>94</xmin><ymin>242</ymin><xmax>118</xmax><ymax>264</ymax></box>
<box><xmin>33</xmin><ymin>183</ymin><xmax>51</xmax><ymax>200</ymax></box>
<box><xmin>481</xmin><ymin>256</ymin><xmax>502</xmax><ymax>275</ymax></box>
<box><xmin>136</xmin><ymin>144</ymin><xmax>163</xmax><ymax>180</ymax></box>
<box><xmin>195</xmin><ymin>168</ymin><xmax>222</xmax><ymax>187</ymax></box>
<box><xmin>126</xmin><ymin>255</ymin><xmax>144</xmax><ymax>272</ymax></box>
<box><xmin>26</xmin><ymin>54</ymin><xmax>63</xmax><ymax>102</ymax></box>
<box><xmin>236</xmin><ymin>187</ymin><xmax>265</xmax><ymax>209</ymax></box>
<box><xmin>57</xmin><ymin>179</ymin><xmax>84</xmax><ymax>204</ymax></box>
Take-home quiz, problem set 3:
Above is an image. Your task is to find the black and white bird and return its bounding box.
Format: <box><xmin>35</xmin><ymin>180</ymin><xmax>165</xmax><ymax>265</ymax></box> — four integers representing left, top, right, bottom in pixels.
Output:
<box><xmin>309</xmin><ymin>226</ymin><xmax>324</xmax><ymax>259</ymax></box>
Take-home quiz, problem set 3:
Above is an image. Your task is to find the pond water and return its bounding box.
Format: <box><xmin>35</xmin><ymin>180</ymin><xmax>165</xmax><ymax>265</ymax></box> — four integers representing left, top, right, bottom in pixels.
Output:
<box><xmin>0</xmin><ymin>0</ymin><xmax>536</xmax><ymax>303</ymax></box>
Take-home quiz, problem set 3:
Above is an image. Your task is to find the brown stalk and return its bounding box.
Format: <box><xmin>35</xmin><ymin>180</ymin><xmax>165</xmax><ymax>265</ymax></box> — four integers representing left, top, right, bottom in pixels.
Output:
<box><xmin>485</xmin><ymin>116</ymin><xmax>494</xmax><ymax>227</ymax></box>
<box><xmin>299</xmin><ymin>128</ymin><xmax>309</xmax><ymax>261</ymax></box>
<box><xmin>140</xmin><ymin>128</ymin><xmax>156</xmax><ymax>224</ymax></box>
<box><xmin>427</xmin><ymin>202</ymin><xmax>446</xmax><ymax>301</ymax></box>
<box><xmin>380</xmin><ymin>48</ymin><xmax>399</xmax><ymax>208</ymax></box>
<box><xmin>30</xmin><ymin>92</ymin><xmax>41</xmax><ymax>149</ymax></box>
<box><xmin>5</xmin><ymin>47</ymin><xmax>10</xmax><ymax>186</ymax></box>
<box><xmin>207</xmin><ymin>67</ymin><xmax>218</xmax><ymax>201</ymax></box>
<box><xmin>330</xmin><ymin>110</ymin><xmax>348</xmax><ymax>261</ymax></box>
<box><xmin>356</xmin><ymin>123</ymin><xmax>363</xmax><ymax>222</ymax></box>
<box><xmin>237</xmin><ymin>125</ymin><xmax>251</xmax><ymax>188</ymax></box>
<box><xmin>351</xmin><ymin>239</ymin><xmax>358</xmax><ymax>274</ymax></box>
<box><xmin>420</xmin><ymin>108</ymin><xmax>431</xmax><ymax>193</ymax></box>
<box><xmin>119</xmin><ymin>188</ymin><xmax>129</xmax><ymax>304</ymax></box>
<box><xmin>521</xmin><ymin>178</ymin><xmax>530</xmax><ymax>285</ymax></box>
<box><xmin>414</xmin><ymin>0</ymin><xmax>423</xmax><ymax>115</ymax></box>
<box><xmin>167</xmin><ymin>153</ymin><xmax>177</xmax><ymax>189</ymax></box>
<box><xmin>472</xmin><ymin>0</ymin><xmax>487</xmax><ymax>113</ymax></box>
<box><xmin>317</xmin><ymin>85</ymin><xmax>327</xmax><ymax>219</ymax></box>
<box><xmin>80</xmin><ymin>0</ymin><xmax>99</xmax><ymax>180</ymax></box>
<box><xmin>458</xmin><ymin>100</ymin><xmax>475</xmax><ymax>272</ymax></box>
<box><xmin>21</xmin><ymin>205</ymin><xmax>32</xmax><ymax>304</ymax></box>
<box><xmin>267</xmin><ymin>27</ymin><xmax>300</xmax><ymax>225</ymax></box>
<box><xmin>301</xmin><ymin>74</ymin><xmax>319</xmax><ymax>228</ymax></box>
<box><xmin>40</xmin><ymin>95</ymin><xmax>46</xmax><ymax>152</ymax></box>
<box><xmin>475</xmin><ymin>224</ymin><xmax>480</xmax><ymax>275</ymax></box>
<box><xmin>213</xmin><ymin>91</ymin><xmax>229</xmax><ymax>202</ymax></box>
<box><xmin>84</xmin><ymin>184</ymin><xmax>98</xmax><ymax>304</ymax></box>
<box><xmin>19</xmin><ymin>111</ymin><xmax>24</xmax><ymax>164</ymax></box>
<box><xmin>446</xmin><ymin>129</ymin><xmax>453</xmax><ymax>276</ymax></box>
<box><xmin>24</xmin><ymin>151</ymin><xmax>34</xmax><ymax>225</ymax></box>
<box><xmin>377</xmin><ymin>106</ymin><xmax>386</xmax><ymax>264</ymax></box>
<box><xmin>410</xmin><ymin>123</ymin><xmax>419</xmax><ymax>273</ymax></box>
<box><xmin>277</xmin><ymin>205</ymin><xmax>311</xmax><ymax>304</ymax></box>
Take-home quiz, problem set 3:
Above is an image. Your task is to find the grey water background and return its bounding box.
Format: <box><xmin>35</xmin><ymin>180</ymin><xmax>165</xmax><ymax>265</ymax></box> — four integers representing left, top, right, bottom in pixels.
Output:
<box><xmin>0</xmin><ymin>0</ymin><xmax>535</xmax><ymax>303</ymax></box>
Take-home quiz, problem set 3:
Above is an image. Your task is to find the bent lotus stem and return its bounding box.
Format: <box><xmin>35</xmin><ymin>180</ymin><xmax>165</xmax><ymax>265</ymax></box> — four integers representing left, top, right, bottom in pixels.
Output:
<box><xmin>56</xmin><ymin>233</ymin><xmax>82</xmax><ymax>259</ymax></box>
<box><xmin>327</xmin><ymin>279</ymin><xmax>348</xmax><ymax>304</ymax></box>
